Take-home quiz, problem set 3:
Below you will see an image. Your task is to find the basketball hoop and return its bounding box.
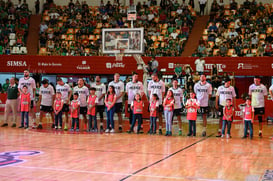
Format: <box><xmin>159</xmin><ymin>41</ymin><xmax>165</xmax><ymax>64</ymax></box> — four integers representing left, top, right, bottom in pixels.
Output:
<box><xmin>115</xmin><ymin>49</ymin><xmax>125</xmax><ymax>61</ymax></box>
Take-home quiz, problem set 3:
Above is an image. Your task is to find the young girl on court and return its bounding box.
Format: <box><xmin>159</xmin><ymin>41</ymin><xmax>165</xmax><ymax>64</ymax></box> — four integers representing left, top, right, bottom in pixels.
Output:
<box><xmin>242</xmin><ymin>97</ymin><xmax>254</xmax><ymax>139</ymax></box>
<box><xmin>53</xmin><ymin>92</ymin><xmax>64</xmax><ymax>130</ymax></box>
<box><xmin>104</xmin><ymin>85</ymin><xmax>116</xmax><ymax>133</ymax></box>
<box><xmin>70</xmin><ymin>93</ymin><xmax>80</xmax><ymax>132</ymax></box>
<box><xmin>19</xmin><ymin>85</ymin><xmax>31</xmax><ymax>129</ymax></box>
<box><xmin>221</xmin><ymin>99</ymin><xmax>234</xmax><ymax>139</ymax></box>
<box><xmin>87</xmin><ymin>87</ymin><xmax>98</xmax><ymax>132</ymax></box>
<box><xmin>163</xmin><ymin>90</ymin><xmax>175</xmax><ymax>136</ymax></box>
<box><xmin>128</xmin><ymin>93</ymin><xmax>143</xmax><ymax>134</ymax></box>
<box><xmin>149</xmin><ymin>94</ymin><xmax>159</xmax><ymax>134</ymax></box>
<box><xmin>185</xmin><ymin>92</ymin><xmax>200</xmax><ymax>136</ymax></box>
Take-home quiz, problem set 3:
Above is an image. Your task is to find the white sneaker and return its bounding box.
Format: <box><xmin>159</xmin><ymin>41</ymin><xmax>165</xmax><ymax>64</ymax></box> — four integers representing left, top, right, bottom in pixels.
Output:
<box><xmin>58</xmin><ymin>126</ymin><xmax>62</xmax><ymax>129</ymax></box>
<box><xmin>110</xmin><ymin>129</ymin><xmax>115</xmax><ymax>133</ymax></box>
<box><xmin>226</xmin><ymin>134</ymin><xmax>230</xmax><ymax>139</ymax></box>
<box><xmin>105</xmin><ymin>129</ymin><xmax>110</xmax><ymax>133</ymax></box>
<box><xmin>221</xmin><ymin>134</ymin><xmax>224</xmax><ymax>138</ymax></box>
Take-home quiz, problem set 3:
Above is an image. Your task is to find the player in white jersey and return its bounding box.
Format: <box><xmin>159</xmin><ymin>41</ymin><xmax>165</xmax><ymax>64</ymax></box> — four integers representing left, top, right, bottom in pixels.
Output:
<box><xmin>73</xmin><ymin>78</ymin><xmax>89</xmax><ymax>131</ymax></box>
<box><xmin>215</xmin><ymin>77</ymin><xmax>236</xmax><ymax>137</ymax></box>
<box><xmin>37</xmin><ymin>79</ymin><xmax>55</xmax><ymax>129</ymax></box>
<box><xmin>194</xmin><ymin>75</ymin><xmax>212</xmax><ymax>137</ymax></box>
<box><xmin>126</xmin><ymin>72</ymin><xmax>144</xmax><ymax>126</ymax></box>
<box><xmin>18</xmin><ymin>69</ymin><xmax>36</xmax><ymax>128</ymax></box>
<box><xmin>168</xmin><ymin>79</ymin><xmax>183</xmax><ymax>136</ymax></box>
<box><xmin>91</xmin><ymin>75</ymin><xmax>106</xmax><ymax>132</ymax></box>
<box><xmin>108</xmin><ymin>73</ymin><xmax>125</xmax><ymax>132</ymax></box>
<box><xmin>248</xmin><ymin>76</ymin><xmax>268</xmax><ymax>137</ymax></box>
<box><xmin>270</xmin><ymin>85</ymin><xmax>273</xmax><ymax>100</ymax></box>
<box><xmin>148</xmin><ymin>73</ymin><xmax>165</xmax><ymax>135</ymax></box>
<box><xmin>56</xmin><ymin>78</ymin><xmax>72</xmax><ymax>130</ymax></box>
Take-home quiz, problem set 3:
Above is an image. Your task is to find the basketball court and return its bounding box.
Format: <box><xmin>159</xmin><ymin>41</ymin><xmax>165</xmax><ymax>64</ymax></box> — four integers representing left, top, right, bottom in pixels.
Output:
<box><xmin>0</xmin><ymin>115</ymin><xmax>272</xmax><ymax>181</ymax></box>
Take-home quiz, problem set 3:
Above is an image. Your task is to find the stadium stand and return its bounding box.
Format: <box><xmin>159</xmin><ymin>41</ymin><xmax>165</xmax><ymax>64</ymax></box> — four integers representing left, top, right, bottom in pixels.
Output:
<box><xmin>38</xmin><ymin>0</ymin><xmax>196</xmax><ymax>56</ymax></box>
<box><xmin>0</xmin><ymin>0</ymin><xmax>31</xmax><ymax>55</ymax></box>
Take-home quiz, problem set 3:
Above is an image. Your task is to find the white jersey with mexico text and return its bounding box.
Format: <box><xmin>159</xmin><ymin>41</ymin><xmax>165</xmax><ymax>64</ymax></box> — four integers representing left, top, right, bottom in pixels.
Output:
<box><xmin>39</xmin><ymin>84</ymin><xmax>55</xmax><ymax>106</ymax></box>
<box><xmin>108</xmin><ymin>81</ymin><xmax>124</xmax><ymax>103</ymax></box>
<box><xmin>56</xmin><ymin>83</ymin><xmax>71</xmax><ymax>104</ymax></box>
<box><xmin>148</xmin><ymin>80</ymin><xmax>165</xmax><ymax>105</ymax></box>
<box><xmin>73</xmin><ymin>86</ymin><xmax>89</xmax><ymax>107</ymax></box>
<box><xmin>194</xmin><ymin>81</ymin><xmax>212</xmax><ymax>107</ymax></box>
<box><xmin>90</xmin><ymin>83</ymin><xmax>106</xmax><ymax>105</ymax></box>
<box><xmin>18</xmin><ymin>77</ymin><xmax>36</xmax><ymax>100</ymax></box>
<box><xmin>249</xmin><ymin>83</ymin><xmax>267</xmax><ymax>108</ymax></box>
<box><xmin>168</xmin><ymin>87</ymin><xmax>183</xmax><ymax>109</ymax></box>
<box><xmin>216</xmin><ymin>85</ymin><xmax>236</xmax><ymax>106</ymax></box>
<box><xmin>126</xmin><ymin>81</ymin><xmax>144</xmax><ymax>104</ymax></box>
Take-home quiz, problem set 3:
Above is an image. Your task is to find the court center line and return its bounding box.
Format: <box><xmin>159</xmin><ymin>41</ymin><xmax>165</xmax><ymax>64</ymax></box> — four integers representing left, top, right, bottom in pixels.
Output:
<box><xmin>10</xmin><ymin>165</ymin><xmax>224</xmax><ymax>181</ymax></box>
<box><xmin>120</xmin><ymin>134</ymin><xmax>214</xmax><ymax>181</ymax></box>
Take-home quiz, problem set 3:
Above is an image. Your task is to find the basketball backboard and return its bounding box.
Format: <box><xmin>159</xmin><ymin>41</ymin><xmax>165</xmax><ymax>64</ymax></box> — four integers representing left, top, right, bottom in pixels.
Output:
<box><xmin>102</xmin><ymin>28</ymin><xmax>144</xmax><ymax>54</ymax></box>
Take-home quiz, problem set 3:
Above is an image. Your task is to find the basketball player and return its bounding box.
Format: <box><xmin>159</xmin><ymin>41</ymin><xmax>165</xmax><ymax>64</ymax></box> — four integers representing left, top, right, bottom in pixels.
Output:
<box><xmin>148</xmin><ymin>73</ymin><xmax>165</xmax><ymax>135</ymax></box>
<box><xmin>73</xmin><ymin>78</ymin><xmax>89</xmax><ymax>131</ymax></box>
<box><xmin>215</xmin><ymin>77</ymin><xmax>236</xmax><ymax>137</ymax></box>
<box><xmin>194</xmin><ymin>74</ymin><xmax>212</xmax><ymax>137</ymax></box>
<box><xmin>37</xmin><ymin>79</ymin><xmax>55</xmax><ymax>129</ymax></box>
<box><xmin>90</xmin><ymin>75</ymin><xmax>106</xmax><ymax>132</ymax></box>
<box><xmin>18</xmin><ymin>69</ymin><xmax>36</xmax><ymax>128</ymax></box>
<box><xmin>270</xmin><ymin>84</ymin><xmax>273</xmax><ymax>100</ymax></box>
<box><xmin>126</xmin><ymin>72</ymin><xmax>144</xmax><ymax>126</ymax></box>
<box><xmin>108</xmin><ymin>73</ymin><xmax>124</xmax><ymax>132</ymax></box>
<box><xmin>249</xmin><ymin>76</ymin><xmax>267</xmax><ymax>138</ymax></box>
<box><xmin>56</xmin><ymin>78</ymin><xmax>72</xmax><ymax>131</ymax></box>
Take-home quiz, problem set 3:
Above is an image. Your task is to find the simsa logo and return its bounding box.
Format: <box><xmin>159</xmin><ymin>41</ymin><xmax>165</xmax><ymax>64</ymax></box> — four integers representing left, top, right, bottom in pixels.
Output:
<box><xmin>7</xmin><ymin>61</ymin><xmax>27</xmax><ymax>66</ymax></box>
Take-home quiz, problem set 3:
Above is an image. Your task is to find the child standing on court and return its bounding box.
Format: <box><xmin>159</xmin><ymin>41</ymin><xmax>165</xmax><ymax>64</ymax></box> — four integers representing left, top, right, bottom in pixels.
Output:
<box><xmin>185</xmin><ymin>92</ymin><xmax>200</xmax><ymax>136</ymax></box>
<box><xmin>163</xmin><ymin>90</ymin><xmax>175</xmax><ymax>136</ymax></box>
<box><xmin>70</xmin><ymin>93</ymin><xmax>80</xmax><ymax>132</ymax></box>
<box><xmin>242</xmin><ymin>97</ymin><xmax>254</xmax><ymax>139</ymax></box>
<box><xmin>53</xmin><ymin>92</ymin><xmax>64</xmax><ymax>130</ymax></box>
<box><xmin>221</xmin><ymin>99</ymin><xmax>234</xmax><ymax>139</ymax></box>
<box><xmin>149</xmin><ymin>94</ymin><xmax>159</xmax><ymax>134</ymax></box>
<box><xmin>19</xmin><ymin>85</ymin><xmax>31</xmax><ymax>129</ymax></box>
<box><xmin>104</xmin><ymin>85</ymin><xmax>116</xmax><ymax>133</ymax></box>
<box><xmin>128</xmin><ymin>93</ymin><xmax>143</xmax><ymax>134</ymax></box>
<box><xmin>87</xmin><ymin>87</ymin><xmax>98</xmax><ymax>132</ymax></box>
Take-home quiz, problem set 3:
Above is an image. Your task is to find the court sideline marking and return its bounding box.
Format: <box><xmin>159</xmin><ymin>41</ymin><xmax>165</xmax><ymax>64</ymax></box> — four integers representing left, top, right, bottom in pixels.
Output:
<box><xmin>120</xmin><ymin>134</ymin><xmax>214</xmax><ymax>181</ymax></box>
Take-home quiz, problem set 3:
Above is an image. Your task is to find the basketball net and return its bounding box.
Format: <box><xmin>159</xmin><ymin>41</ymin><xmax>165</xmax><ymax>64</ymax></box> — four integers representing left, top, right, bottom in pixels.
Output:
<box><xmin>115</xmin><ymin>49</ymin><xmax>124</xmax><ymax>61</ymax></box>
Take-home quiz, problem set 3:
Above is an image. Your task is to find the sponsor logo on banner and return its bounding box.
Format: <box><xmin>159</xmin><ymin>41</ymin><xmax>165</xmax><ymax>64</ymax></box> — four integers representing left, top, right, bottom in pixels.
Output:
<box><xmin>7</xmin><ymin>61</ymin><xmax>27</xmax><ymax>66</ymax></box>
<box><xmin>168</xmin><ymin>63</ymin><xmax>174</xmax><ymax>69</ymax></box>
<box><xmin>106</xmin><ymin>62</ymin><xmax>125</xmax><ymax>69</ymax></box>
<box><xmin>76</xmin><ymin>60</ymin><xmax>90</xmax><ymax>70</ymax></box>
<box><xmin>38</xmin><ymin>62</ymin><xmax>62</xmax><ymax>67</ymax></box>
<box><xmin>237</xmin><ymin>63</ymin><xmax>258</xmax><ymax>69</ymax></box>
<box><xmin>205</xmin><ymin>64</ymin><xmax>226</xmax><ymax>71</ymax></box>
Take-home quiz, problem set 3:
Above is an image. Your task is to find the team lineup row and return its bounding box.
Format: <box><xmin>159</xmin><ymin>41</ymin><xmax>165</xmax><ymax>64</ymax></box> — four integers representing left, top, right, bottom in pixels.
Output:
<box><xmin>2</xmin><ymin>69</ymin><xmax>273</xmax><ymax>138</ymax></box>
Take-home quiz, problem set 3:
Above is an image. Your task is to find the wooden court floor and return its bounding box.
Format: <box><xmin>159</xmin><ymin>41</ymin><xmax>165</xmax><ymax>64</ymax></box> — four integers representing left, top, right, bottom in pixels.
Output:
<box><xmin>0</xmin><ymin>115</ymin><xmax>273</xmax><ymax>181</ymax></box>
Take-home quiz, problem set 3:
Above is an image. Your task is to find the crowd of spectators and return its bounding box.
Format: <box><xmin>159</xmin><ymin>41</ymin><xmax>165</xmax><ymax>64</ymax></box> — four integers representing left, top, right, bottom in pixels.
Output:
<box><xmin>39</xmin><ymin>0</ymin><xmax>196</xmax><ymax>56</ymax></box>
<box><xmin>0</xmin><ymin>0</ymin><xmax>31</xmax><ymax>55</ymax></box>
<box><xmin>195</xmin><ymin>0</ymin><xmax>273</xmax><ymax>57</ymax></box>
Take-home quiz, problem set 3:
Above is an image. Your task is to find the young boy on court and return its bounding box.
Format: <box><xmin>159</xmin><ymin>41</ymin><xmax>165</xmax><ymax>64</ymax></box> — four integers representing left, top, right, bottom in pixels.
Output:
<box><xmin>242</xmin><ymin>97</ymin><xmax>254</xmax><ymax>139</ymax></box>
<box><xmin>87</xmin><ymin>87</ymin><xmax>98</xmax><ymax>132</ymax></box>
<box><xmin>70</xmin><ymin>93</ymin><xmax>80</xmax><ymax>132</ymax></box>
<box><xmin>19</xmin><ymin>85</ymin><xmax>31</xmax><ymax>129</ymax></box>
<box><xmin>185</xmin><ymin>92</ymin><xmax>200</xmax><ymax>136</ymax></box>
<box><xmin>221</xmin><ymin>99</ymin><xmax>234</xmax><ymax>139</ymax></box>
<box><xmin>53</xmin><ymin>92</ymin><xmax>64</xmax><ymax>130</ymax></box>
